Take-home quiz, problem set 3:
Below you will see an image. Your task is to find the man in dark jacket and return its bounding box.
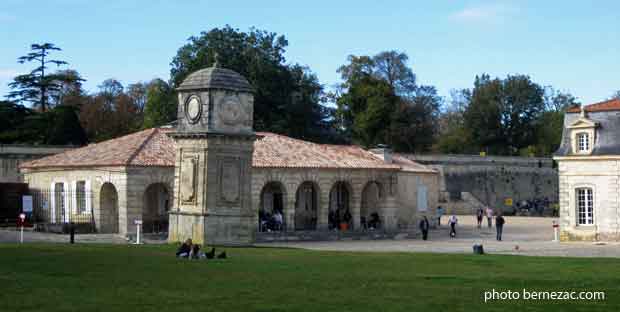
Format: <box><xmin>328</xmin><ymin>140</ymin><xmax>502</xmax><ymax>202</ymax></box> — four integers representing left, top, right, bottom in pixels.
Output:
<box><xmin>495</xmin><ymin>214</ymin><xmax>505</xmax><ymax>241</ymax></box>
<box><xmin>419</xmin><ymin>216</ymin><xmax>430</xmax><ymax>240</ymax></box>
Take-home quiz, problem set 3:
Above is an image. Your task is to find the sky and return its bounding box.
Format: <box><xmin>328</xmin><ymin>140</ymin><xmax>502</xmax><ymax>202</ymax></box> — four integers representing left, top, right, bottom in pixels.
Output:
<box><xmin>1</xmin><ymin>0</ymin><xmax>619</xmax><ymax>105</ymax></box>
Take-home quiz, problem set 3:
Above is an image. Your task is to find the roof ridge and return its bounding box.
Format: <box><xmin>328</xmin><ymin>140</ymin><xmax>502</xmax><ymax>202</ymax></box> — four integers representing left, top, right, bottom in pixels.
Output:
<box><xmin>125</xmin><ymin>128</ymin><xmax>158</xmax><ymax>165</ymax></box>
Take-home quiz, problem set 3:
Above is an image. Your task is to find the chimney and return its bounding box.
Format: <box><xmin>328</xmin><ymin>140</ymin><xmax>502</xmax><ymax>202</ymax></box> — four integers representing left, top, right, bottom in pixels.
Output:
<box><xmin>370</xmin><ymin>144</ymin><xmax>393</xmax><ymax>164</ymax></box>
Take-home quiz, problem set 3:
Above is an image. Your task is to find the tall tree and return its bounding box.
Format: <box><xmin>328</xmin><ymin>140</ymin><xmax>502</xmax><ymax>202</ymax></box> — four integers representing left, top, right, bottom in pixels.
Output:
<box><xmin>7</xmin><ymin>43</ymin><xmax>78</xmax><ymax>112</ymax></box>
<box><xmin>334</xmin><ymin>50</ymin><xmax>439</xmax><ymax>151</ymax></box>
<box><xmin>170</xmin><ymin>26</ymin><xmax>332</xmax><ymax>142</ymax></box>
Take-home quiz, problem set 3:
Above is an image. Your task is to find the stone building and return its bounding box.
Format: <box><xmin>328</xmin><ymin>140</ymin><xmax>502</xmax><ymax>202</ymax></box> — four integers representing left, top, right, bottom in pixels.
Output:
<box><xmin>19</xmin><ymin>64</ymin><xmax>438</xmax><ymax>244</ymax></box>
<box><xmin>19</xmin><ymin>128</ymin><xmax>438</xmax><ymax>240</ymax></box>
<box><xmin>1</xmin><ymin>145</ymin><xmax>74</xmax><ymax>183</ymax></box>
<box><xmin>554</xmin><ymin>98</ymin><xmax>620</xmax><ymax>241</ymax></box>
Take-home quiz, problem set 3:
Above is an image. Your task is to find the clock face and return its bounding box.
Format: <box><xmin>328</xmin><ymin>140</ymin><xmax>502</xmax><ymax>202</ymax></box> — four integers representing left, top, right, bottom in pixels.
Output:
<box><xmin>185</xmin><ymin>95</ymin><xmax>202</xmax><ymax>124</ymax></box>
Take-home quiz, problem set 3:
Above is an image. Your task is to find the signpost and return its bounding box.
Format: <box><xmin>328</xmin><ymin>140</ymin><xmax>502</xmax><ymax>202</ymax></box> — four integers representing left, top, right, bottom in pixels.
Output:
<box><xmin>134</xmin><ymin>220</ymin><xmax>143</xmax><ymax>245</ymax></box>
<box><xmin>552</xmin><ymin>220</ymin><xmax>559</xmax><ymax>242</ymax></box>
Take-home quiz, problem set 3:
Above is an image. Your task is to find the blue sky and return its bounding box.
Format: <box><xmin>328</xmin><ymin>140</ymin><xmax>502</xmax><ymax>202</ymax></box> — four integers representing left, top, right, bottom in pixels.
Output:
<box><xmin>1</xmin><ymin>0</ymin><xmax>618</xmax><ymax>105</ymax></box>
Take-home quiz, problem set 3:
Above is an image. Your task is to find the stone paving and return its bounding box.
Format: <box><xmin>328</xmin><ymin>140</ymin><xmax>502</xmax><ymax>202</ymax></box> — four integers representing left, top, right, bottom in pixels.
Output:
<box><xmin>4</xmin><ymin>216</ymin><xmax>620</xmax><ymax>258</ymax></box>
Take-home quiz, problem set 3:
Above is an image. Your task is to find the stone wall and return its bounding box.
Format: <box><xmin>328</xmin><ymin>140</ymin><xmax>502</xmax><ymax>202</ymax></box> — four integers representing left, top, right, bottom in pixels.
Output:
<box><xmin>403</xmin><ymin>154</ymin><xmax>558</xmax><ymax>214</ymax></box>
<box><xmin>557</xmin><ymin>159</ymin><xmax>620</xmax><ymax>241</ymax></box>
<box><xmin>1</xmin><ymin>145</ymin><xmax>74</xmax><ymax>183</ymax></box>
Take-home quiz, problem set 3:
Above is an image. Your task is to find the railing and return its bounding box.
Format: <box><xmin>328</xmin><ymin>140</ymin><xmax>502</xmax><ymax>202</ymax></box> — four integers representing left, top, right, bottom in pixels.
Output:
<box><xmin>27</xmin><ymin>189</ymin><xmax>95</xmax><ymax>232</ymax></box>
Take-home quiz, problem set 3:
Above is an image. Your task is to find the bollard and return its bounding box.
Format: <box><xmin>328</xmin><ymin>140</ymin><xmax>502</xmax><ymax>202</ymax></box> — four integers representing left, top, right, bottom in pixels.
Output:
<box><xmin>552</xmin><ymin>220</ymin><xmax>559</xmax><ymax>242</ymax></box>
<box><xmin>70</xmin><ymin>222</ymin><xmax>75</xmax><ymax>244</ymax></box>
<box><xmin>134</xmin><ymin>220</ymin><xmax>143</xmax><ymax>245</ymax></box>
<box><xmin>19</xmin><ymin>213</ymin><xmax>25</xmax><ymax>244</ymax></box>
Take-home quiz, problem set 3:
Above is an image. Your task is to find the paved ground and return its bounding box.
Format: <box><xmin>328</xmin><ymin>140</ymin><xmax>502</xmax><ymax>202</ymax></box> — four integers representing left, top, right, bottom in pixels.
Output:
<box><xmin>257</xmin><ymin>216</ymin><xmax>620</xmax><ymax>258</ymax></box>
<box><xmin>4</xmin><ymin>216</ymin><xmax>620</xmax><ymax>258</ymax></box>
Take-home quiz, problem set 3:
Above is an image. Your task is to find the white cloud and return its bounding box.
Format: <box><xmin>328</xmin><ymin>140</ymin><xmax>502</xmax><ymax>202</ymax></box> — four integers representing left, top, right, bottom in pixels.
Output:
<box><xmin>450</xmin><ymin>3</ymin><xmax>517</xmax><ymax>23</ymax></box>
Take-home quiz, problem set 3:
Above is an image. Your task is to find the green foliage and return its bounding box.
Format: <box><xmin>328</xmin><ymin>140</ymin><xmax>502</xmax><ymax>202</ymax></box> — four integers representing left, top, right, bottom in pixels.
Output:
<box><xmin>142</xmin><ymin>79</ymin><xmax>176</xmax><ymax>129</ymax></box>
<box><xmin>170</xmin><ymin>25</ymin><xmax>333</xmax><ymax>142</ymax></box>
<box><xmin>335</xmin><ymin>51</ymin><xmax>440</xmax><ymax>151</ymax></box>
<box><xmin>0</xmin><ymin>101</ymin><xmax>35</xmax><ymax>143</ymax></box>
<box><xmin>7</xmin><ymin>43</ymin><xmax>83</xmax><ymax>112</ymax></box>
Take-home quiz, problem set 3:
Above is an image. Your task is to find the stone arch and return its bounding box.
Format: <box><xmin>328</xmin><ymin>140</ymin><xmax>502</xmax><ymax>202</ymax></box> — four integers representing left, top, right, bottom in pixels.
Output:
<box><xmin>329</xmin><ymin>181</ymin><xmax>353</xmax><ymax>230</ymax></box>
<box><xmin>361</xmin><ymin>181</ymin><xmax>384</xmax><ymax>230</ymax></box>
<box><xmin>295</xmin><ymin>181</ymin><xmax>319</xmax><ymax>231</ymax></box>
<box><xmin>143</xmin><ymin>183</ymin><xmax>170</xmax><ymax>233</ymax></box>
<box><xmin>258</xmin><ymin>181</ymin><xmax>287</xmax><ymax>232</ymax></box>
<box><xmin>99</xmin><ymin>182</ymin><xmax>119</xmax><ymax>233</ymax></box>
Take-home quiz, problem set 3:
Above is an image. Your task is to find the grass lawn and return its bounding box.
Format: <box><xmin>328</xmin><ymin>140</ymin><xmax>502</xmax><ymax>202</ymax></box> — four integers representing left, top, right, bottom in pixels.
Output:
<box><xmin>0</xmin><ymin>244</ymin><xmax>618</xmax><ymax>312</ymax></box>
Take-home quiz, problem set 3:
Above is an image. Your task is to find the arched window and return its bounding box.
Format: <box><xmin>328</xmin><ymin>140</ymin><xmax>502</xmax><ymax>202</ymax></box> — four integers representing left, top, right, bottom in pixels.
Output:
<box><xmin>576</xmin><ymin>188</ymin><xmax>593</xmax><ymax>225</ymax></box>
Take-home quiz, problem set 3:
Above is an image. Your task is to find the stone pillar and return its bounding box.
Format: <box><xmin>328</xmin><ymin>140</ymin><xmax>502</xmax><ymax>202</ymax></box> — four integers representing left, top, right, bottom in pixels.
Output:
<box><xmin>351</xmin><ymin>192</ymin><xmax>361</xmax><ymax>230</ymax></box>
<box><xmin>286</xmin><ymin>194</ymin><xmax>295</xmax><ymax>232</ymax></box>
<box><xmin>167</xmin><ymin>63</ymin><xmax>255</xmax><ymax>246</ymax></box>
<box><xmin>318</xmin><ymin>185</ymin><xmax>330</xmax><ymax>230</ymax></box>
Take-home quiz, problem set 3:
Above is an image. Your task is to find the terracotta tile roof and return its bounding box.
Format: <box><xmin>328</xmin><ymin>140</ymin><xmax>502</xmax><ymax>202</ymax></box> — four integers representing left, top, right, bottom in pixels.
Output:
<box><xmin>566</xmin><ymin>98</ymin><xmax>620</xmax><ymax>113</ymax></box>
<box><xmin>21</xmin><ymin>129</ymin><xmax>434</xmax><ymax>173</ymax></box>
<box><xmin>253</xmin><ymin>132</ymin><xmax>401</xmax><ymax>170</ymax></box>
<box><xmin>20</xmin><ymin>128</ymin><xmax>176</xmax><ymax>169</ymax></box>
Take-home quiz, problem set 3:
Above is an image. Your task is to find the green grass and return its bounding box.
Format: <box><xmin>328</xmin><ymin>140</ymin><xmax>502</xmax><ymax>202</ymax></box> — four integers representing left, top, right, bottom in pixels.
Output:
<box><xmin>0</xmin><ymin>244</ymin><xmax>619</xmax><ymax>312</ymax></box>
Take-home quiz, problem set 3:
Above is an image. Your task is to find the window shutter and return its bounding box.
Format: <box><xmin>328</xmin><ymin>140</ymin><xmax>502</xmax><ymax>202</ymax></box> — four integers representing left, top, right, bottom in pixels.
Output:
<box><xmin>50</xmin><ymin>182</ymin><xmax>56</xmax><ymax>224</ymax></box>
<box><xmin>85</xmin><ymin>180</ymin><xmax>92</xmax><ymax>214</ymax></box>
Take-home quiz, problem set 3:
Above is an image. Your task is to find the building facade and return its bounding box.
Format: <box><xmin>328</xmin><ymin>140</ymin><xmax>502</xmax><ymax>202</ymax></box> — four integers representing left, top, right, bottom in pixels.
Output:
<box><xmin>554</xmin><ymin>99</ymin><xmax>620</xmax><ymax>241</ymax></box>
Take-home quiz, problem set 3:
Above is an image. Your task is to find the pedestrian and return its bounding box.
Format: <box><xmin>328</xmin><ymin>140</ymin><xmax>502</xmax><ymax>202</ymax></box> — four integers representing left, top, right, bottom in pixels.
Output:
<box><xmin>448</xmin><ymin>215</ymin><xmax>458</xmax><ymax>238</ymax></box>
<box><xmin>496</xmin><ymin>214</ymin><xmax>505</xmax><ymax>241</ymax></box>
<box><xmin>436</xmin><ymin>206</ymin><xmax>445</xmax><ymax>227</ymax></box>
<box><xmin>485</xmin><ymin>206</ymin><xmax>494</xmax><ymax>228</ymax></box>
<box><xmin>476</xmin><ymin>207</ymin><xmax>484</xmax><ymax>228</ymax></box>
<box><xmin>419</xmin><ymin>216</ymin><xmax>430</xmax><ymax>240</ymax></box>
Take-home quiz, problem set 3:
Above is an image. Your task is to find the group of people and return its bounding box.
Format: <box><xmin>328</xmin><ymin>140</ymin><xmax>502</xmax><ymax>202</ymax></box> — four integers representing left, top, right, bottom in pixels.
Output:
<box><xmin>175</xmin><ymin>238</ymin><xmax>227</xmax><ymax>260</ymax></box>
<box><xmin>259</xmin><ymin>210</ymin><xmax>284</xmax><ymax>232</ymax></box>
<box><xmin>419</xmin><ymin>205</ymin><xmax>506</xmax><ymax>241</ymax></box>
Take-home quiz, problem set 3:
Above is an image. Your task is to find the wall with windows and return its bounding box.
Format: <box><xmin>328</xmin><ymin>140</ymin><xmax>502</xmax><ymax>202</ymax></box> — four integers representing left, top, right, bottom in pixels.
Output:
<box><xmin>22</xmin><ymin>167</ymin><xmax>128</xmax><ymax>234</ymax></box>
<box><xmin>558</xmin><ymin>159</ymin><xmax>620</xmax><ymax>241</ymax></box>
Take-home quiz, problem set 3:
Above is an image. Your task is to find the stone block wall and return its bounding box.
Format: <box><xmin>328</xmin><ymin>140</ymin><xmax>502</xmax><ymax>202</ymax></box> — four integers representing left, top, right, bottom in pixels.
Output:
<box><xmin>403</xmin><ymin>154</ymin><xmax>558</xmax><ymax>213</ymax></box>
<box><xmin>1</xmin><ymin>145</ymin><xmax>74</xmax><ymax>183</ymax></box>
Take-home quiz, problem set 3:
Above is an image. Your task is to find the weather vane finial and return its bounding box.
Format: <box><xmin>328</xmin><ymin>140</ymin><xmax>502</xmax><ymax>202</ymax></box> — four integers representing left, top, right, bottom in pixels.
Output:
<box><xmin>213</xmin><ymin>51</ymin><xmax>220</xmax><ymax>68</ymax></box>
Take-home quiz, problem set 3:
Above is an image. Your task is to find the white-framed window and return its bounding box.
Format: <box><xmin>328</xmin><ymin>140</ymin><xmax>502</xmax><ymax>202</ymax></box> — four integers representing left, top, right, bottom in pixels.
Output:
<box><xmin>577</xmin><ymin>132</ymin><xmax>590</xmax><ymax>152</ymax></box>
<box><xmin>576</xmin><ymin>188</ymin><xmax>594</xmax><ymax>225</ymax></box>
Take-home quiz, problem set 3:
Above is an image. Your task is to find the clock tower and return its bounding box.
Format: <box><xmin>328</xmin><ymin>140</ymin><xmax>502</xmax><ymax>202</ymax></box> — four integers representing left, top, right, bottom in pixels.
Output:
<box><xmin>168</xmin><ymin>61</ymin><xmax>255</xmax><ymax>245</ymax></box>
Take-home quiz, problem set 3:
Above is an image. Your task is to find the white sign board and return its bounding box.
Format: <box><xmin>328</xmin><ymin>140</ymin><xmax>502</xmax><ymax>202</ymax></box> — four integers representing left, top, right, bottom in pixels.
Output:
<box><xmin>134</xmin><ymin>220</ymin><xmax>143</xmax><ymax>225</ymax></box>
<box><xmin>22</xmin><ymin>195</ymin><xmax>33</xmax><ymax>213</ymax></box>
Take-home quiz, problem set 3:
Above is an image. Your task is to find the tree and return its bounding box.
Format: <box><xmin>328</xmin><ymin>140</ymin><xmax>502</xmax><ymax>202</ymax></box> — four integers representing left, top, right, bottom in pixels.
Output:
<box><xmin>169</xmin><ymin>26</ymin><xmax>332</xmax><ymax>142</ymax></box>
<box><xmin>7</xmin><ymin>43</ymin><xmax>79</xmax><ymax>112</ymax></box>
<box><xmin>463</xmin><ymin>74</ymin><xmax>545</xmax><ymax>155</ymax></box>
<box><xmin>0</xmin><ymin>101</ymin><xmax>35</xmax><ymax>143</ymax></box>
<box><xmin>142</xmin><ymin>79</ymin><xmax>176</xmax><ymax>128</ymax></box>
<box><xmin>372</xmin><ymin>51</ymin><xmax>416</xmax><ymax>96</ymax></box>
<box><xmin>334</xmin><ymin>50</ymin><xmax>439</xmax><ymax>150</ymax></box>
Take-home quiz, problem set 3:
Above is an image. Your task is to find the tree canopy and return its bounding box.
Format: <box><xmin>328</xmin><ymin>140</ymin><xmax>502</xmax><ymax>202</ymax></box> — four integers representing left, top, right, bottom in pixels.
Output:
<box><xmin>170</xmin><ymin>25</ymin><xmax>334</xmax><ymax>142</ymax></box>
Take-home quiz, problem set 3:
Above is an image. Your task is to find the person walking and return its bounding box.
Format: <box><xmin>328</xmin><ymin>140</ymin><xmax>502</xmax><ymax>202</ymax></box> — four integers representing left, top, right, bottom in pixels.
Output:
<box><xmin>485</xmin><ymin>206</ymin><xmax>494</xmax><ymax>228</ymax></box>
<box><xmin>448</xmin><ymin>215</ymin><xmax>458</xmax><ymax>238</ymax></box>
<box><xmin>436</xmin><ymin>206</ymin><xmax>445</xmax><ymax>227</ymax></box>
<box><xmin>495</xmin><ymin>214</ymin><xmax>505</xmax><ymax>241</ymax></box>
<box><xmin>419</xmin><ymin>216</ymin><xmax>430</xmax><ymax>240</ymax></box>
<box><xmin>476</xmin><ymin>207</ymin><xmax>484</xmax><ymax>228</ymax></box>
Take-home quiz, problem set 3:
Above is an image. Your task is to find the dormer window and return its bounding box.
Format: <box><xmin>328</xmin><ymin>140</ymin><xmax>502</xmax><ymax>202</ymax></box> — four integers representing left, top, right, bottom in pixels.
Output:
<box><xmin>577</xmin><ymin>132</ymin><xmax>590</xmax><ymax>152</ymax></box>
<box><xmin>567</xmin><ymin>109</ymin><xmax>597</xmax><ymax>155</ymax></box>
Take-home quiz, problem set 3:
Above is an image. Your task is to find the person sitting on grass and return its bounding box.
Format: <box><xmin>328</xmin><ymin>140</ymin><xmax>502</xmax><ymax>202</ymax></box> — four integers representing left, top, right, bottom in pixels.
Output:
<box><xmin>190</xmin><ymin>244</ymin><xmax>202</xmax><ymax>259</ymax></box>
<box><xmin>176</xmin><ymin>238</ymin><xmax>193</xmax><ymax>258</ymax></box>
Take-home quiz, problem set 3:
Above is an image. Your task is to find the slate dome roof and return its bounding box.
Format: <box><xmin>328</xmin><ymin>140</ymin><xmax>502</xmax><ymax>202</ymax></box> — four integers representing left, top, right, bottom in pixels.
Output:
<box><xmin>176</xmin><ymin>66</ymin><xmax>253</xmax><ymax>92</ymax></box>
